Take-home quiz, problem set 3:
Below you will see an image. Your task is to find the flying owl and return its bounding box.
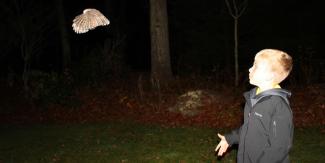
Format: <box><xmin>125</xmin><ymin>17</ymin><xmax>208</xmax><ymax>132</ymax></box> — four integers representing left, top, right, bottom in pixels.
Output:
<box><xmin>72</xmin><ymin>8</ymin><xmax>110</xmax><ymax>34</ymax></box>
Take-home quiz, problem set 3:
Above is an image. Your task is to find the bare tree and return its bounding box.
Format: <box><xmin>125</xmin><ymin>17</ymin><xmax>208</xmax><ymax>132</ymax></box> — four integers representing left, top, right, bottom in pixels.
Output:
<box><xmin>0</xmin><ymin>1</ymin><xmax>15</xmax><ymax>60</ymax></box>
<box><xmin>4</xmin><ymin>0</ymin><xmax>51</xmax><ymax>95</ymax></box>
<box><xmin>225</xmin><ymin>0</ymin><xmax>248</xmax><ymax>86</ymax></box>
<box><xmin>55</xmin><ymin>0</ymin><xmax>71</xmax><ymax>71</ymax></box>
<box><xmin>149</xmin><ymin>0</ymin><xmax>173</xmax><ymax>84</ymax></box>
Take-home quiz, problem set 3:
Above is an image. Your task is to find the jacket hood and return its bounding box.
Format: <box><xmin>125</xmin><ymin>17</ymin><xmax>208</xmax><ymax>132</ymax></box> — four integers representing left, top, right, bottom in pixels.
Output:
<box><xmin>244</xmin><ymin>88</ymin><xmax>291</xmax><ymax>107</ymax></box>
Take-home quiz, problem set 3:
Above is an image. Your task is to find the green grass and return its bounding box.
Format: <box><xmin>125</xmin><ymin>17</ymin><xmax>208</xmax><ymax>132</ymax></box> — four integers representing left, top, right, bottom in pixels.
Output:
<box><xmin>0</xmin><ymin>122</ymin><xmax>324</xmax><ymax>162</ymax></box>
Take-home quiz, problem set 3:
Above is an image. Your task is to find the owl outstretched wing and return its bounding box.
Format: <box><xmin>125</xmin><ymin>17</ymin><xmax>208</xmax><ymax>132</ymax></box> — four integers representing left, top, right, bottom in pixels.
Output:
<box><xmin>72</xmin><ymin>8</ymin><xmax>110</xmax><ymax>34</ymax></box>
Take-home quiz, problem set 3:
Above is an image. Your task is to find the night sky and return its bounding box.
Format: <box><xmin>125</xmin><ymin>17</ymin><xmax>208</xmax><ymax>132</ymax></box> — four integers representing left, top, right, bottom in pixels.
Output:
<box><xmin>1</xmin><ymin>0</ymin><xmax>324</xmax><ymax>81</ymax></box>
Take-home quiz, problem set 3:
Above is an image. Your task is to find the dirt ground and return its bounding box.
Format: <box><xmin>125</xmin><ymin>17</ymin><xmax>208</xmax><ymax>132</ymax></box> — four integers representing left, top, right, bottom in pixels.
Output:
<box><xmin>0</xmin><ymin>80</ymin><xmax>324</xmax><ymax>129</ymax></box>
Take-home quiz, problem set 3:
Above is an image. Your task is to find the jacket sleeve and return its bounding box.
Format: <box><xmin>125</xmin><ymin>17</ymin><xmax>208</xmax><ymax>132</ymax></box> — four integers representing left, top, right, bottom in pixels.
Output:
<box><xmin>225</xmin><ymin>99</ymin><xmax>249</xmax><ymax>146</ymax></box>
<box><xmin>225</xmin><ymin>126</ymin><xmax>241</xmax><ymax>145</ymax></box>
<box><xmin>258</xmin><ymin>99</ymin><xmax>293</xmax><ymax>162</ymax></box>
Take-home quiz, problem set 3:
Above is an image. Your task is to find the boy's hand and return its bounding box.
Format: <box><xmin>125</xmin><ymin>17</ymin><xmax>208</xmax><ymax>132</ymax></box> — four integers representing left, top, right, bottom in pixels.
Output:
<box><xmin>215</xmin><ymin>133</ymin><xmax>229</xmax><ymax>156</ymax></box>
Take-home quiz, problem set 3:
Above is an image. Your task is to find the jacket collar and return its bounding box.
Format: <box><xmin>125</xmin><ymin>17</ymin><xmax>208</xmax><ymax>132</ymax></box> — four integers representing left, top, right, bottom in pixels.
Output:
<box><xmin>244</xmin><ymin>87</ymin><xmax>291</xmax><ymax>108</ymax></box>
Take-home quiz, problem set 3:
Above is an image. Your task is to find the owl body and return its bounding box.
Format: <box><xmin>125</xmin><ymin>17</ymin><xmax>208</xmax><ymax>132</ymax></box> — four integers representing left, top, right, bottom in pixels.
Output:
<box><xmin>72</xmin><ymin>8</ymin><xmax>109</xmax><ymax>34</ymax></box>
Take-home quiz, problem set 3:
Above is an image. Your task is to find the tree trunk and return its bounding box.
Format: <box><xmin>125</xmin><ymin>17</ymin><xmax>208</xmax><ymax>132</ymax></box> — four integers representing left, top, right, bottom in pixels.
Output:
<box><xmin>55</xmin><ymin>0</ymin><xmax>71</xmax><ymax>71</ymax></box>
<box><xmin>224</xmin><ymin>0</ymin><xmax>248</xmax><ymax>86</ymax></box>
<box><xmin>149</xmin><ymin>0</ymin><xmax>172</xmax><ymax>83</ymax></box>
<box><xmin>234</xmin><ymin>17</ymin><xmax>239</xmax><ymax>86</ymax></box>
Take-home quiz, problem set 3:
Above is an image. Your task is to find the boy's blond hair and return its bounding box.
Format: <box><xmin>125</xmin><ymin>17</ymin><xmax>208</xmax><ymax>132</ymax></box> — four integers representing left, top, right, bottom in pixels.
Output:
<box><xmin>256</xmin><ymin>49</ymin><xmax>293</xmax><ymax>84</ymax></box>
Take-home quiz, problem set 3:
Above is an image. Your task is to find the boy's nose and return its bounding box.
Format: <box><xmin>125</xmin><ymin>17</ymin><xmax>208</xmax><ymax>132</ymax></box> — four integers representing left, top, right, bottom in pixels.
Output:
<box><xmin>249</xmin><ymin>67</ymin><xmax>252</xmax><ymax>72</ymax></box>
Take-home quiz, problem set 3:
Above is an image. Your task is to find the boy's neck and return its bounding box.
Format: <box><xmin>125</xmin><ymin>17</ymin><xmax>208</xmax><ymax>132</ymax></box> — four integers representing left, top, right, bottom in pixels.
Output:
<box><xmin>256</xmin><ymin>84</ymin><xmax>281</xmax><ymax>95</ymax></box>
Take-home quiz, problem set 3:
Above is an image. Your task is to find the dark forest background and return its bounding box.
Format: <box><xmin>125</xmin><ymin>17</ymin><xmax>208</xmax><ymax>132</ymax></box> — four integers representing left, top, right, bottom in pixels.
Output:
<box><xmin>0</xmin><ymin>0</ymin><xmax>324</xmax><ymax>115</ymax></box>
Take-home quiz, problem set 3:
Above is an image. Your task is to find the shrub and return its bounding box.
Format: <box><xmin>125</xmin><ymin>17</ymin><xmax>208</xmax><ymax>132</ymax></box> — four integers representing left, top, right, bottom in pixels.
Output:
<box><xmin>28</xmin><ymin>70</ymin><xmax>79</xmax><ymax>108</ymax></box>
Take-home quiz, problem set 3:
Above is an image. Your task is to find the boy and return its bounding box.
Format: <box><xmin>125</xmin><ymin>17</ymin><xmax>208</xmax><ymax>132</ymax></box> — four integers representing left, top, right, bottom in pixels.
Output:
<box><xmin>215</xmin><ymin>49</ymin><xmax>293</xmax><ymax>163</ymax></box>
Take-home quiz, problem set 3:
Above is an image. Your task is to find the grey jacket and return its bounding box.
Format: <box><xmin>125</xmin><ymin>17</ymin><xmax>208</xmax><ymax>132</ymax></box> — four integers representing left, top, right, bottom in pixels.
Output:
<box><xmin>225</xmin><ymin>88</ymin><xmax>293</xmax><ymax>163</ymax></box>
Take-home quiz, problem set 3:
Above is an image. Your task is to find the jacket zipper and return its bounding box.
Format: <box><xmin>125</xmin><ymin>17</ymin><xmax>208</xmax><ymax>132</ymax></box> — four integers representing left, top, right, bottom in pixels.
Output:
<box><xmin>273</xmin><ymin>120</ymin><xmax>277</xmax><ymax>137</ymax></box>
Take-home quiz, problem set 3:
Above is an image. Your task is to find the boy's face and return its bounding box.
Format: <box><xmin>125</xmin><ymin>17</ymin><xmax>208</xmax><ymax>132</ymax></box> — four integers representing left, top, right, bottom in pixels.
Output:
<box><xmin>248</xmin><ymin>56</ymin><xmax>274</xmax><ymax>86</ymax></box>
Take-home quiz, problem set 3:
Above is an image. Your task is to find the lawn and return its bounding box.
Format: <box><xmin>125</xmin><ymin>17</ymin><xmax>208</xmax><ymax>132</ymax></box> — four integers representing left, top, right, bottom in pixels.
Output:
<box><xmin>0</xmin><ymin>122</ymin><xmax>324</xmax><ymax>162</ymax></box>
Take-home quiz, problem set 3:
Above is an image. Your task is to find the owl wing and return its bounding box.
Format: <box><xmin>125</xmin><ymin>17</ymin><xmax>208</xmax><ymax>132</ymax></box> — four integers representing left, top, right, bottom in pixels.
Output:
<box><xmin>72</xmin><ymin>8</ymin><xmax>110</xmax><ymax>34</ymax></box>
